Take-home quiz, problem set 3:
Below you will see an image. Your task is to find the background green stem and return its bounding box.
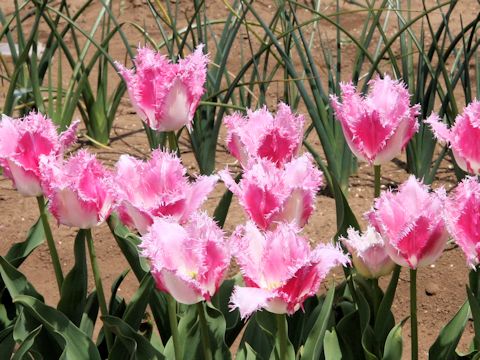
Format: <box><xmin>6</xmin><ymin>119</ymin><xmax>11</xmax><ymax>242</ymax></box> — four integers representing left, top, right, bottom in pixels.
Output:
<box><xmin>85</xmin><ymin>229</ymin><xmax>113</xmax><ymax>351</ymax></box>
<box><xmin>276</xmin><ymin>314</ymin><xmax>288</xmax><ymax>360</ymax></box>
<box><xmin>374</xmin><ymin>165</ymin><xmax>381</xmax><ymax>198</ymax></box>
<box><xmin>167</xmin><ymin>295</ymin><xmax>182</xmax><ymax>360</ymax></box>
<box><xmin>410</xmin><ymin>268</ymin><xmax>418</xmax><ymax>360</ymax></box>
<box><xmin>196</xmin><ymin>302</ymin><xmax>212</xmax><ymax>360</ymax></box>
<box><xmin>36</xmin><ymin>196</ymin><xmax>63</xmax><ymax>293</ymax></box>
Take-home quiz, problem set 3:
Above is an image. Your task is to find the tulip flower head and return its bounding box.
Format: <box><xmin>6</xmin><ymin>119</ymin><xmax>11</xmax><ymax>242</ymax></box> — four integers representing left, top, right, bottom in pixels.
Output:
<box><xmin>40</xmin><ymin>150</ymin><xmax>114</xmax><ymax>229</ymax></box>
<box><xmin>0</xmin><ymin>113</ymin><xmax>78</xmax><ymax>196</ymax></box>
<box><xmin>219</xmin><ymin>154</ymin><xmax>323</xmax><ymax>230</ymax></box>
<box><xmin>116</xmin><ymin>45</ymin><xmax>208</xmax><ymax>132</ymax></box>
<box><xmin>230</xmin><ymin>222</ymin><xmax>349</xmax><ymax>319</ymax></box>
<box><xmin>366</xmin><ymin>176</ymin><xmax>448</xmax><ymax>269</ymax></box>
<box><xmin>425</xmin><ymin>100</ymin><xmax>480</xmax><ymax>174</ymax></box>
<box><xmin>224</xmin><ymin>103</ymin><xmax>304</xmax><ymax>168</ymax></box>
<box><xmin>341</xmin><ymin>226</ymin><xmax>395</xmax><ymax>279</ymax></box>
<box><xmin>114</xmin><ymin>150</ymin><xmax>218</xmax><ymax>234</ymax></box>
<box><xmin>140</xmin><ymin>212</ymin><xmax>229</xmax><ymax>304</ymax></box>
<box><xmin>444</xmin><ymin>177</ymin><xmax>480</xmax><ymax>269</ymax></box>
<box><xmin>330</xmin><ymin>75</ymin><xmax>420</xmax><ymax>165</ymax></box>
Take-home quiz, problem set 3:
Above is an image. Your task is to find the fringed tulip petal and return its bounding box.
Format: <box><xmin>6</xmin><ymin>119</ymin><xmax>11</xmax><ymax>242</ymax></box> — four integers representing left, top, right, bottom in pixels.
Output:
<box><xmin>366</xmin><ymin>176</ymin><xmax>447</xmax><ymax>269</ymax></box>
<box><xmin>115</xmin><ymin>45</ymin><xmax>208</xmax><ymax>132</ymax></box>
<box><xmin>40</xmin><ymin>150</ymin><xmax>114</xmax><ymax>229</ymax></box>
<box><xmin>445</xmin><ymin>177</ymin><xmax>480</xmax><ymax>268</ymax></box>
<box><xmin>230</xmin><ymin>222</ymin><xmax>349</xmax><ymax>317</ymax></box>
<box><xmin>330</xmin><ymin>75</ymin><xmax>419</xmax><ymax>165</ymax></box>
<box><xmin>341</xmin><ymin>226</ymin><xmax>396</xmax><ymax>278</ymax></box>
<box><xmin>0</xmin><ymin>112</ymin><xmax>77</xmax><ymax>196</ymax></box>
<box><xmin>224</xmin><ymin>103</ymin><xmax>304</xmax><ymax>168</ymax></box>
<box><xmin>140</xmin><ymin>212</ymin><xmax>229</xmax><ymax>304</ymax></box>
<box><xmin>114</xmin><ymin>150</ymin><xmax>217</xmax><ymax>234</ymax></box>
<box><xmin>425</xmin><ymin>100</ymin><xmax>480</xmax><ymax>174</ymax></box>
<box><xmin>220</xmin><ymin>154</ymin><xmax>323</xmax><ymax>230</ymax></box>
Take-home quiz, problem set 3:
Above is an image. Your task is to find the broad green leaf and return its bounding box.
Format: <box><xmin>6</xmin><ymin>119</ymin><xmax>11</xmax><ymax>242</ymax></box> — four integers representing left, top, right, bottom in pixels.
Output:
<box><xmin>429</xmin><ymin>299</ymin><xmax>469</xmax><ymax>360</ymax></box>
<box><xmin>236</xmin><ymin>312</ymin><xmax>276</xmax><ymax>360</ymax></box>
<box><xmin>0</xmin><ymin>326</ymin><xmax>15</xmax><ymax>359</ymax></box>
<box><xmin>79</xmin><ymin>291</ymin><xmax>99</xmax><ymax>337</ymax></box>
<box><xmin>108</xmin><ymin>215</ymin><xmax>170</xmax><ymax>342</ymax></box>
<box><xmin>0</xmin><ymin>257</ymin><xmax>43</xmax><ymax>301</ymax></box>
<box><xmin>5</xmin><ymin>217</ymin><xmax>44</xmax><ymax>268</ymax></box>
<box><xmin>109</xmin><ymin>274</ymin><xmax>157</xmax><ymax>356</ymax></box>
<box><xmin>302</xmin><ymin>285</ymin><xmax>335</xmax><ymax>359</ymax></box>
<box><xmin>337</xmin><ymin>311</ymin><xmax>363</xmax><ymax>360</ymax></box>
<box><xmin>374</xmin><ymin>266</ymin><xmax>400</xmax><ymax>347</ymax></box>
<box><xmin>14</xmin><ymin>295</ymin><xmax>100</xmax><ymax>360</ymax></box>
<box><xmin>103</xmin><ymin>315</ymin><xmax>164</xmax><ymax>360</ymax></box>
<box><xmin>11</xmin><ymin>324</ymin><xmax>42</xmax><ymax>360</ymax></box>
<box><xmin>467</xmin><ymin>286</ymin><xmax>480</xmax><ymax>350</ymax></box>
<box><xmin>382</xmin><ymin>319</ymin><xmax>407</xmax><ymax>360</ymax></box>
<box><xmin>324</xmin><ymin>329</ymin><xmax>342</xmax><ymax>360</ymax></box>
<box><xmin>57</xmin><ymin>229</ymin><xmax>87</xmax><ymax>326</ymax></box>
<box><xmin>211</xmin><ymin>277</ymin><xmax>242</xmax><ymax>346</ymax></box>
<box><xmin>13</xmin><ymin>309</ymin><xmax>61</xmax><ymax>358</ymax></box>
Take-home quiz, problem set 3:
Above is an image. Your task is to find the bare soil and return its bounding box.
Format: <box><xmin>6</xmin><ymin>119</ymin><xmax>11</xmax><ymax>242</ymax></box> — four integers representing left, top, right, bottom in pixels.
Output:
<box><xmin>0</xmin><ymin>0</ymin><xmax>479</xmax><ymax>358</ymax></box>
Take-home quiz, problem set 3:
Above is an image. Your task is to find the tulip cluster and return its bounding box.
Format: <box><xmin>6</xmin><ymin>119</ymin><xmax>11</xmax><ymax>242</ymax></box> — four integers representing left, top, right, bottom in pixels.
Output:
<box><xmin>222</xmin><ymin>103</ymin><xmax>349</xmax><ymax>318</ymax></box>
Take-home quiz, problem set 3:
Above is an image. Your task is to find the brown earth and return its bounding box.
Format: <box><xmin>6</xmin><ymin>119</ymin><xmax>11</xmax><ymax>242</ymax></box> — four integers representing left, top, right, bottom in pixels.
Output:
<box><xmin>0</xmin><ymin>0</ymin><xmax>479</xmax><ymax>359</ymax></box>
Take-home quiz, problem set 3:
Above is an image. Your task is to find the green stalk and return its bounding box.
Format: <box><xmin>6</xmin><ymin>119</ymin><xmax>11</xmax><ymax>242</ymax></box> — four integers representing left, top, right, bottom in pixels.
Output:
<box><xmin>85</xmin><ymin>229</ymin><xmax>113</xmax><ymax>351</ymax></box>
<box><xmin>374</xmin><ymin>165</ymin><xmax>381</xmax><ymax>198</ymax></box>
<box><xmin>36</xmin><ymin>196</ymin><xmax>63</xmax><ymax>293</ymax></box>
<box><xmin>167</xmin><ymin>131</ymin><xmax>179</xmax><ymax>154</ymax></box>
<box><xmin>196</xmin><ymin>303</ymin><xmax>212</xmax><ymax>360</ymax></box>
<box><xmin>371</xmin><ymin>278</ymin><xmax>380</xmax><ymax>320</ymax></box>
<box><xmin>410</xmin><ymin>268</ymin><xmax>418</xmax><ymax>360</ymax></box>
<box><xmin>167</xmin><ymin>295</ymin><xmax>182</xmax><ymax>360</ymax></box>
<box><xmin>276</xmin><ymin>314</ymin><xmax>287</xmax><ymax>360</ymax></box>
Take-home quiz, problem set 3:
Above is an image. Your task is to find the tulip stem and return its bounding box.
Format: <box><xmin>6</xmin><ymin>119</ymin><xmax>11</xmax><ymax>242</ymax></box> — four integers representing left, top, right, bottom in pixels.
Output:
<box><xmin>196</xmin><ymin>302</ymin><xmax>212</xmax><ymax>360</ymax></box>
<box><xmin>276</xmin><ymin>314</ymin><xmax>288</xmax><ymax>360</ymax></box>
<box><xmin>36</xmin><ymin>196</ymin><xmax>63</xmax><ymax>293</ymax></box>
<box><xmin>371</xmin><ymin>278</ymin><xmax>380</xmax><ymax>319</ymax></box>
<box><xmin>85</xmin><ymin>229</ymin><xmax>113</xmax><ymax>351</ymax></box>
<box><xmin>374</xmin><ymin>165</ymin><xmax>381</xmax><ymax>198</ymax></box>
<box><xmin>167</xmin><ymin>131</ymin><xmax>179</xmax><ymax>154</ymax></box>
<box><xmin>410</xmin><ymin>268</ymin><xmax>418</xmax><ymax>360</ymax></box>
<box><xmin>167</xmin><ymin>295</ymin><xmax>182</xmax><ymax>360</ymax></box>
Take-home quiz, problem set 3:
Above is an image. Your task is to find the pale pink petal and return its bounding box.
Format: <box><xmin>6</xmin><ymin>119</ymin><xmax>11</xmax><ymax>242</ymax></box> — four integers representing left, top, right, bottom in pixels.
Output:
<box><xmin>140</xmin><ymin>212</ymin><xmax>229</xmax><ymax>304</ymax></box>
<box><xmin>0</xmin><ymin>112</ymin><xmax>75</xmax><ymax>197</ymax></box>
<box><xmin>116</xmin><ymin>45</ymin><xmax>208</xmax><ymax>132</ymax></box>
<box><xmin>424</xmin><ymin>113</ymin><xmax>451</xmax><ymax>143</ymax></box>
<box><xmin>114</xmin><ymin>150</ymin><xmax>216</xmax><ymax>232</ymax></box>
<box><xmin>155</xmin><ymin>269</ymin><xmax>203</xmax><ymax>305</ymax></box>
<box><xmin>367</xmin><ymin>176</ymin><xmax>447</xmax><ymax>268</ymax></box>
<box><xmin>341</xmin><ymin>226</ymin><xmax>395</xmax><ymax>278</ymax></box>
<box><xmin>445</xmin><ymin>177</ymin><xmax>480</xmax><ymax>268</ymax></box>
<box><xmin>40</xmin><ymin>150</ymin><xmax>113</xmax><ymax>228</ymax></box>
<box><xmin>330</xmin><ymin>76</ymin><xmax>419</xmax><ymax>165</ymax></box>
<box><xmin>223</xmin><ymin>103</ymin><xmax>304</xmax><ymax>168</ymax></box>
<box><xmin>230</xmin><ymin>286</ymin><xmax>274</xmax><ymax>319</ymax></box>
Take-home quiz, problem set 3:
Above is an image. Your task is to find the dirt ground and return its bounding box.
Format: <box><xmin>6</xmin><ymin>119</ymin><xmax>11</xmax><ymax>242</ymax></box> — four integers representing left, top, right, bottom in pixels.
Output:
<box><xmin>0</xmin><ymin>0</ymin><xmax>479</xmax><ymax>359</ymax></box>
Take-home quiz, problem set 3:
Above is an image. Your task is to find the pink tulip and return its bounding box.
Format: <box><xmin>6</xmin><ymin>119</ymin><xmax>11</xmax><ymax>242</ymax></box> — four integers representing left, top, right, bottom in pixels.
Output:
<box><xmin>230</xmin><ymin>222</ymin><xmax>349</xmax><ymax>318</ymax></box>
<box><xmin>114</xmin><ymin>150</ymin><xmax>218</xmax><ymax>234</ymax></box>
<box><xmin>224</xmin><ymin>103</ymin><xmax>304</xmax><ymax>168</ymax></box>
<box><xmin>366</xmin><ymin>176</ymin><xmax>448</xmax><ymax>269</ymax></box>
<box><xmin>219</xmin><ymin>154</ymin><xmax>323</xmax><ymax>230</ymax></box>
<box><xmin>0</xmin><ymin>113</ymin><xmax>78</xmax><ymax>196</ymax></box>
<box><xmin>444</xmin><ymin>177</ymin><xmax>480</xmax><ymax>268</ymax></box>
<box><xmin>425</xmin><ymin>100</ymin><xmax>480</xmax><ymax>174</ymax></box>
<box><xmin>340</xmin><ymin>226</ymin><xmax>395</xmax><ymax>279</ymax></box>
<box><xmin>116</xmin><ymin>46</ymin><xmax>208</xmax><ymax>132</ymax></box>
<box><xmin>39</xmin><ymin>150</ymin><xmax>114</xmax><ymax>229</ymax></box>
<box><xmin>330</xmin><ymin>75</ymin><xmax>420</xmax><ymax>165</ymax></box>
<box><xmin>140</xmin><ymin>212</ymin><xmax>229</xmax><ymax>304</ymax></box>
